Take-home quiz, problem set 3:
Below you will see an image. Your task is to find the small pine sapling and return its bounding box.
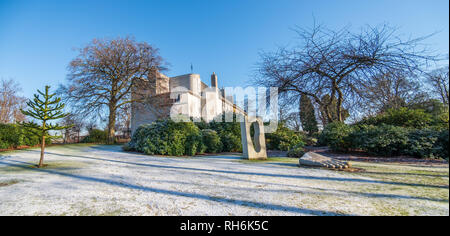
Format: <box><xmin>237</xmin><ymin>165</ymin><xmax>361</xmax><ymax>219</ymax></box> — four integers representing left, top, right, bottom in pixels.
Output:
<box><xmin>21</xmin><ymin>85</ymin><xmax>72</xmax><ymax>168</ymax></box>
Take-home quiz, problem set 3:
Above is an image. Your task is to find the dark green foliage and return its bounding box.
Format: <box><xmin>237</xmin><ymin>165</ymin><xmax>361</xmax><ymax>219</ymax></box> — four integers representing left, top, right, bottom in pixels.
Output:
<box><xmin>82</xmin><ymin>129</ymin><xmax>108</xmax><ymax>143</ymax></box>
<box><xmin>208</xmin><ymin>113</ymin><xmax>242</xmax><ymax>152</ymax></box>
<box><xmin>0</xmin><ymin>124</ymin><xmax>47</xmax><ymax>149</ymax></box>
<box><xmin>201</xmin><ymin>129</ymin><xmax>222</xmax><ymax>153</ymax></box>
<box><xmin>220</xmin><ymin>132</ymin><xmax>242</xmax><ymax>153</ymax></box>
<box><xmin>409</xmin><ymin>99</ymin><xmax>449</xmax><ymax>126</ymax></box>
<box><xmin>319</xmin><ymin>121</ymin><xmax>449</xmax><ymax>159</ymax></box>
<box><xmin>405</xmin><ymin>129</ymin><xmax>440</xmax><ymax>159</ymax></box>
<box><xmin>435</xmin><ymin>130</ymin><xmax>449</xmax><ymax>159</ymax></box>
<box><xmin>359</xmin><ymin>108</ymin><xmax>433</xmax><ymax>129</ymax></box>
<box><xmin>186</xmin><ymin>132</ymin><xmax>205</xmax><ymax>156</ymax></box>
<box><xmin>21</xmin><ymin>86</ymin><xmax>71</xmax><ymax>136</ymax></box>
<box><xmin>318</xmin><ymin>122</ymin><xmax>354</xmax><ymax>152</ymax></box>
<box><xmin>356</xmin><ymin>125</ymin><xmax>409</xmax><ymax>156</ymax></box>
<box><xmin>194</xmin><ymin>120</ymin><xmax>209</xmax><ymax>130</ymax></box>
<box><xmin>128</xmin><ymin>119</ymin><xmax>202</xmax><ymax>156</ymax></box>
<box><xmin>0</xmin><ymin>123</ymin><xmax>21</xmax><ymax>149</ymax></box>
<box><xmin>299</xmin><ymin>94</ymin><xmax>318</xmax><ymax>135</ymax></box>
<box><xmin>20</xmin><ymin>85</ymin><xmax>70</xmax><ymax>167</ymax></box>
<box><xmin>287</xmin><ymin>142</ymin><xmax>306</xmax><ymax>158</ymax></box>
<box><xmin>303</xmin><ymin>135</ymin><xmax>318</xmax><ymax>146</ymax></box>
<box><xmin>127</xmin><ymin>113</ymin><xmax>305</xmax><ymax>156</ymax></box>
<box><xmin>265</xmin><ymin>122</ymin><xmax>303</xmax><ymax>151</ymax></box>
<box><xmin>122</xmin><ymin>142</ymin><xmax>133</xmax><ymax>152</ymax></box>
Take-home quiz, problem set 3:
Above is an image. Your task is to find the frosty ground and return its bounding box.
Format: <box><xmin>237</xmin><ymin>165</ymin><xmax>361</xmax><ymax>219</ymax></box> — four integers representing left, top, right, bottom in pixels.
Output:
<box><xmin>0</xmin><ymin>144</ymin><xmax>448</xmax><ymax>216</ymax></box>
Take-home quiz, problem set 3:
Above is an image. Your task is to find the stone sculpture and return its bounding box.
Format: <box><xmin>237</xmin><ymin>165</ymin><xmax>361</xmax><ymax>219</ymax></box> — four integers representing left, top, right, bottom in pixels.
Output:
<box><xmin>299</xmin><ymin>152</ymin><xmax>351</xmax><ymax>169</ymax></box>
<box><xmin>240</xmin><ymin>116</ymin><xmax>268</xmax><ymax>160</ymax></box>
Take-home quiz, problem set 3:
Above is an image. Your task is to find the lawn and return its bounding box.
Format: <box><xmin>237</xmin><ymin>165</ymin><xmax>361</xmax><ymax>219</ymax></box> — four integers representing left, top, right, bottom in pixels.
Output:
<box><xmin>0</xmin><ymin>144</ymin><xmax>448</xmax><ymax>216</ymax></box>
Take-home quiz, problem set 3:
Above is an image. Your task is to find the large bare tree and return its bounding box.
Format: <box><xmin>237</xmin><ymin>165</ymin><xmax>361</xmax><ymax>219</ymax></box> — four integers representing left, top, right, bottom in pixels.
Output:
<box><xmin>355</xmin><ymin>71</ymin><xmax>427</xmax><ymax>114</ymax></box>
<box><xmin>255</xmin><ymin>24</ymin><xmax>437</xmax><ymax>124</ymax></box>
<box><xmin>426</xmin><ymin>66</ymin><xmax>449</xmax><ymax>105</ymax></box>
<box><xmin>60</xmin><ymin>37</ymin><xmax>167</xmax><ymax>143</ymax></box>
<box><xmin>60</xmin><ymin>114</ymin><xmax>84</xmax><ymax>143</ymax></box>
<box><xmin>0</xmin><ymin>78</ymin><xmax>27</xmax><ymax>124</ymax></box>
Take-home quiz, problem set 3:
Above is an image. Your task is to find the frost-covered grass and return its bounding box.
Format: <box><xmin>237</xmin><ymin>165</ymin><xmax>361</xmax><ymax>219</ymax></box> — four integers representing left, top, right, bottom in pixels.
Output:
<box><xmin>0</xmin><ymin>144</ymin><xmax>448</xmax><ymax>216</ymax></box>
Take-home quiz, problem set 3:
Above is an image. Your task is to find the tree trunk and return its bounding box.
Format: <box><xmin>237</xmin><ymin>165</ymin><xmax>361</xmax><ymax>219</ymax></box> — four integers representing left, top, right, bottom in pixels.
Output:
<box><xmin>323</xmin><ymin>105</ymin><xmax>333</xmax><ymax>124</ymax></box>
<box><xmin>107</xmin><ymin>106</ymin><xmax>116</xmax><ymax>144</ymax></box>
<box><xmin>39</xmin><ymin>135</ymin><xmax>45</xmax><ymax>168</ymax></box>
<box><xmin>336</xmin><ymin>88</ymin><xmax>344</xmax><ymax>122</ymax></box>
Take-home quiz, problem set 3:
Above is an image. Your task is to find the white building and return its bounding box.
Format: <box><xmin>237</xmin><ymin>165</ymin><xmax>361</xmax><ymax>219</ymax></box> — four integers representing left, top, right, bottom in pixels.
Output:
<box><xmin>131</xmin><ymin>72</ymin><xmax>245</xmax><ymax>134</ymax></box>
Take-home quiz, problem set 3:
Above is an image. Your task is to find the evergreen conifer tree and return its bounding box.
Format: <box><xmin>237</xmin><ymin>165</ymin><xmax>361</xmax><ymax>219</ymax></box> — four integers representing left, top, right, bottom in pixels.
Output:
<box><xmin>21</xmin><ymin>86</ymin><xmax>71</xmax><ymax>168</ymax></box>
<box><xmin>300</xmin><ymin>94</ymin><xmax>319</xmax><ymax>135</ymax></box>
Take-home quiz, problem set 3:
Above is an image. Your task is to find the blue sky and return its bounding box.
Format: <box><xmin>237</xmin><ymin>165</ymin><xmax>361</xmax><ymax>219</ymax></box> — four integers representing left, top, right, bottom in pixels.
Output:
<box><xmin>0</xmin><ymin>0</ymin><xmax>448</xmax><ymax>99</ymax></box>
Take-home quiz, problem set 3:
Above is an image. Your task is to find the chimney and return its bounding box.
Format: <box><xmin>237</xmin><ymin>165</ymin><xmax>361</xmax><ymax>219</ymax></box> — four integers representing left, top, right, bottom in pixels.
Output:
<box><xmin>222</xmin><ymin>88</ymin><xmax>234</xmax><ymax>103</ymax></box>
<box><xmin>211</xmin><ymin>72</ymin><xmax>218</xmax><ymax>88</ymax></box>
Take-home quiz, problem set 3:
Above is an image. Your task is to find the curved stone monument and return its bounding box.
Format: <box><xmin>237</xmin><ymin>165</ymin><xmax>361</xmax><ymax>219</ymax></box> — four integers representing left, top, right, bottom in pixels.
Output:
<box><xmin>240</xmin><ymin>116</ymin><xmax>267</xmax><ymax>160</ymax></box>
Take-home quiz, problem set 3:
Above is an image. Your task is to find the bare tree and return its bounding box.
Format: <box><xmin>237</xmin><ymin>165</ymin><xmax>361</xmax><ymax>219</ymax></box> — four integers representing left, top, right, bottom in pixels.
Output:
<box><xmin>0</xmin><ymin>78</ymin><xmax>27</xmax><ymax>124</ymax></box>
<box><xmin>426</xmin><ymin>66</ymin><xmax>449</xmax><ymax>105</ymax></box>
<box><xmin>255</xmin><ymin>24</ymin><xmax>437</xmax><ymax>124</ymax></box>
<box><xmin>354</xmin><ymin>71</ymin><xmax>426</xmax><ymax>113</ymax></box>
<box><xmin>85</xmin><ymin>119</ymin><xmax>99</xmax><ymax>132</ymax></box>
<box><xmin>61</xmin><ymin>114</ymin><xmax>84</xmax><ymax>143</ymax></box>
<box><xmin>115</xmin><ymin>103</ymin><xmax>131</xmax><ymax>138</ymax></box>
<box><xmin>59</xmin><ymin>37</ymin><xmax>167</xmax><ymax>143</ymax></box>
<box><xmin>284</xmin><ymin>111</ymin><xmax>302</xmax><ymax>131</ymax></box>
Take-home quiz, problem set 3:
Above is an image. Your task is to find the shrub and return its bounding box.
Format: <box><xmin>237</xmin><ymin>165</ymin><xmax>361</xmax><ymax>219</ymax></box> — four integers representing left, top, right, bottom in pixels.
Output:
<box><xmin>208</xmin><ymin>114</ymin><xmax>242</xmax><ymax>152</ymax></box>
<box><xmin>318</xmin><ymin>122</ymin><xmax>354</xmax><ymax>152</ymax></box>
<box><xmin>405</xmin><ymin>129</ymin><xmax>440</xmax><ymax>159</ymax></box>
<box><xmin>302</xmin><ymin>134</ymin><xmax>318</xmax><ymax>146</ymax></box>
<box><xmin>220</xmin><ymin>132</ymin><xmax>242</xmax><ymax>152</ymax></box>
<box><xmin>265</xmin><ymin>122</ymin><xmax>303</xmax><ymax>151</ymax></box>
<box><xmin>359</xmin><ymin>108</ymin><xmax>433</xmax><ymax>129</ymax></box>
<box><xmin>201</xmin><ymin>129</ymin><xmax>222</xmax><ymax>153</ymax></box>
<box><xmin>345</xmin><ymin>124</ymin><xmax>373</xmax><ymax>150</ymax></box>
<box><xmin>0</xmin><ymin>124</ymin><xmax>21</xmax><ymax>149</ymax></box>
<box><xmin>356</xmin><ymin>125</ymin><xmax>409</xmax><ymax>156</ymax></box>
<box><xmin>435</xmin><ymin>130</ymin><xmax>449</xmax><ymax>159</ymax></box>
<box><xmin>122</xmin><ymin>143</ymin><xmax>133</xmax><ymax>151</ymax></box>
<box><xmin>318</xmin><ymin>110</ymin><xmax>448</xmax><ymax>158</ymax></box>
<box><xmin>287</xmin><ymin>142</ymin><xmax>306</xmax><ymax>158</ymax></box>
<box><xmin>324</xmin><ymin>123</ymin><xmax>449</xmax><ymax>159</ymax></box>
<box><xmin>186</xmin><ymin>132</ymin><xmax>205</xmax><ymax>156</ymax></box>
<box><xmin>82</xmin><ymin>129</ymin><xmax>108</xmax><ymax>143</ymax></box>
<box><xmin>0</xmin><ymin>123</ymin><xmax>44</xmax><ymax>149</ymax></box>
<box><xmin>127</xmin><ymin>119</ymin><xmax>202</xmax><ymax>156</ymax></box>
<box><xmin>409</xmin><ymin>99</ymin><xmax>449</xmax><ymax>129</ymax></box>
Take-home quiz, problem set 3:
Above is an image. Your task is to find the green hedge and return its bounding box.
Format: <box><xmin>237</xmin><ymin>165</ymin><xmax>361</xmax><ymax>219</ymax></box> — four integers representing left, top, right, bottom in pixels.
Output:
<box><xmin>319</xmin><ymin>122</ymin><xmax>449</xmax><ymax>159</ymax></box>
<box><xmin>354</xmin><ymin>125</ymin><xmax>409</xmax><ymax>156</ymax></box>
<box><xmin>127</xmin><ymin>119</ymin><xmax>203</xmax><ymax>156</ymax></box>
<box><xmin>126</xmin><ymin>116</ymin><xmax>306</xmax><ymax>156</ymax></box>
<box><xmin>207</xmin><ymin>114</ymin><xmax>242</xmax><ymax>152</ymax></box>
<box><xmin>0</xmin><ymin>123</ymin><xmax>48</xmax><ymax>149</ymax></box>
<box><xmin>318</xmin><ymin>122</ymin><xmax>354</xmax><ymax>152</ymax></box>
<box><xmin>81</xmin><ymin>129</ymin><xmax>108</xmax><ymax>143</ymax></box>
<box><xmin>358</xmin><ymin>108</ymin><xmax>433</xmax><ymax>129</ymax></box>
<box><xmin>265</xmin><ymin>122</ymin><xmax>303</xmax><ymax>151</ymax></box>
<box><xmin>436</xmin><ymin>130</ymin><xmax>449</xmax><ymax>159</ymax></box>
<box><xmin>287</xmin><ymin>142</ymin><xmax>306</xmax><ymax>158</ymax></box>
<box><xmin>201</xmin><ymin>129</ymin><xmax>222</xmax><ymax>153</ymax></box>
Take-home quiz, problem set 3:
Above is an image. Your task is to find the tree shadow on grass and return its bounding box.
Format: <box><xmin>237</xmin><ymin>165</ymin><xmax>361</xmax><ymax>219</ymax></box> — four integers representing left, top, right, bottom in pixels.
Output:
<box><xmin>0</xmin><ymin>160</ymin><xmax>348</xmax><ymax>216</ymax></box>
<box><xmin>37</xmin><ymin>151</ymin><xmax>449</xmax><ymax>189</ymax></box>
<box><xmin>362</xmin><ymin>171</ymin><xmax>449</xmax><ymax>178</ymax></box>
<box><xmin>88</xmin><ymin>145</ymin><xmax>127</xmax><ymax>153</ymax></box>
<box><xmin>151</xmin><ymin>177</ymin><xmax>449</xmax><ymax>203</ymax></box>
